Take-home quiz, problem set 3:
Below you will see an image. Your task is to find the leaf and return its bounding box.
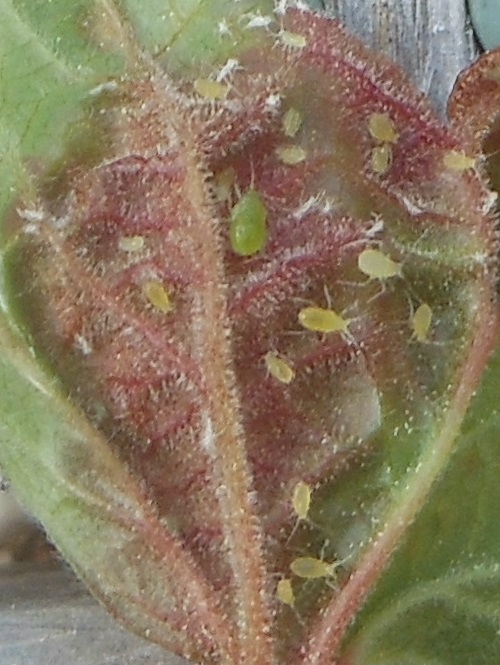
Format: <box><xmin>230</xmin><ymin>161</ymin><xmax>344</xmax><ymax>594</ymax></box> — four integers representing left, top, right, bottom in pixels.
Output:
<box><xmin>448</xmin><ymin>46</ymin><xmax>500</xmax><ymax>216</ymax></box>
<box><xmin>116</xmin><ymin>0</ymin><xmax>274</xmax><ymax>75</ymax></box>
<box><xmin>0</xmin><ymin>0</ymin><xmax>273</xmax><ymax>223</ymax></box>
<box><xmin>0</xmin><ymin>0</ymin><xmax>126</xmax><ymax>224</ymax></box>
<box><xmin>0</xmin><ymin>4</ymin><xmax>499</xmax><ymax>665</ymax></box>
<box><xmin>340</xmin><ymin>345</ymin><xmax>500</xmax><ymax>665</ymax></box>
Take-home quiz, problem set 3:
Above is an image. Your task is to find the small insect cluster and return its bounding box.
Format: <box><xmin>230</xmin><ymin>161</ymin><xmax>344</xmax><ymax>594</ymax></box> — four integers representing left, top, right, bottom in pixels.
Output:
<box><xmin>117</xmin><ymin>234</ymin><xmax>175</xmax><ymax>315</ymax></box>
<box><xmin>275</xmin><ymin>105</ymin><xmax>306</xmax><ymax>166</ymax></box>
<box><xmin>222</xmin><ymin>103</ymin><xmax>306</xmax><ymax>259</ymax></box>
<box><xmin>367</xmin><ymin>112</ymin><xmax>399</xmax><ymax>175</ymax></box>
<box><xmin>357</xmin><ymin>247</ymin><xmax>433</xmax><ymax>342</ymax></box>
<box><xmin>276</xmin><ymin>479</ymin><xmax>344</xmax><ymax>610</ymax></box>
<box><xmin>277</xmin><ymin>554</ymin><xmax>342</xmax><ymax>609</ymax></box>
<box><xmin>262</xmin><ymin>246</ymin><xmax>433</xmax><ymax>394</ymax></box>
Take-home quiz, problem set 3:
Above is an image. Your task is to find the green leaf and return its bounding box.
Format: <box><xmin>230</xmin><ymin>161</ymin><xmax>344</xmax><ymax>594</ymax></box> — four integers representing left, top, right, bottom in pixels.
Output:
<box><xmin>345</xmin><ymin>345</ymin><xmax>500</xmax><ymax>664</ymax></box>
<box><xmin>0</xmin><ymin>0</ymin><xmax>274</xmax><ymax>227</ymax></box>
<box><xmin>117</xmin><ymin>0</ymin><xmax>274</xmax><ymax>75</ymax></box>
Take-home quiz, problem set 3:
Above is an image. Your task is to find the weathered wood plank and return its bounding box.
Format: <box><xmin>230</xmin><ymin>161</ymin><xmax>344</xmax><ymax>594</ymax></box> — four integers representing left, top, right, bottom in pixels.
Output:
<box><xmin>0</xmin><ymin>565</ymin><xmax>185</xmax><ymax>665</ymax></box>
<box><xmin>322</xmin><ymin>0</ymin><xmax>478</xmax><ymax>114</ymax></box>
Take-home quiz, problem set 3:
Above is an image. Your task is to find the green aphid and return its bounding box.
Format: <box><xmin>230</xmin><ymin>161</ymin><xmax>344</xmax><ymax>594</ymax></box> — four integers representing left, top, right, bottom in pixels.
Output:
<box><xmin>230</xmin><ymin>189</ymin><xmax>268</xmax><ymax>256</ymax></box>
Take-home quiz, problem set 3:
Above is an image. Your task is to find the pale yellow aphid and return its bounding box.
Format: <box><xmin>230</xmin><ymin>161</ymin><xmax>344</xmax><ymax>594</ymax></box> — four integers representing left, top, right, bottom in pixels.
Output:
<box><xmin>275</xmin><ymin>145</ymin><xmax>307</xmax><ymax>165</ymax></box>
<box><xmin>214</xmin><ymin>167</ymin><xmax>236</xmax><ymax>203</ymax></box>
<box><xmin>298</xmin><ymin>306</ymin><xmax>350</xmax><ymax>335</ymax></box>
<box><xmin>292</xmin><ymin>481</ymin><xmax>311</xmax><ymax>521</ymax></box>
<box><xmin>370</xmin><ymin>144</ymin><xmax>393</xmax><ymax>174</ymax></box>
<box><xmin>357</xmin><ymin>248</ymin><xmax>401</xmax><ymax>280</ymax></box>
<box><xmin>276</xmin><ymin>578</ymin><xmax>295</xmax><ymax>607</ymax></box>
<box><xmin>118</xmin><ymin>235</ymin><xmax>145</xmax><ymax>252</ymax></box>
<box><xmin>142</xmin><ymin>280</ymin><xmax>174</xmax><ymax>314</ymax></box>
<box><xmin>443</xmin><ymin>150</ymin><xmax>476</xmax><ymax>171</ymax></box>
<box><xmin>279</xmin><ymin>30</ymin><xmax>307</xmax><ymax>49</ymax></box>
<box><xmin>282</xmin><ymin>107</ymin><xmax>302</xmax><ymax>138</ymax></box>
<box><xmin>412</xmin><ymin>303</ymin><xmax>432</xmax><ymax>342</ymax></box>
<box><xmin>265</xmin><ymin>352</ymin><xmax>295</xmax><ymax>384</ymax></box>
<box><xmin>193</xmin><ymin>78</ymin><xmax>230</xmax><ymax>100</ymax></box>
<box><xmin>290</xmin><ymin>556</ymin><xmax>339</xmax><ymax>580</ymax></box>
<box><xmin>368</xmin><ymin>112</ymin><xmax>399</xmax><ymax>144</ymax></box>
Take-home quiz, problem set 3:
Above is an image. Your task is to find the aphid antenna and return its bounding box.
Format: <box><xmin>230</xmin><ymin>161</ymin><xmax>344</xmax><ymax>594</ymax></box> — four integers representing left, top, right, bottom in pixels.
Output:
<box><xmin>364</xmin><ymin>279</ymin><xmax>392</xmax><ymax>304</ymax></box>
<box><xmin>318</xmin><ymin>541</ymin><xmax>352</xmax><ymax>582</ymax></box>
<box><xmin>285</xmin><ymin>513</ymin><xmax>323</xmax><ymax>546</ymax></box>
<box><xmin>232</xmin><ymin>157</ymin><xmax>258</xmax><ymax>202</ymax></box>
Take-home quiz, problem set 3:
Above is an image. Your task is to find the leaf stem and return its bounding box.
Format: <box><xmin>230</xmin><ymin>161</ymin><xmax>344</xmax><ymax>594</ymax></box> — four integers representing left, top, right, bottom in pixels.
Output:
<box><xmin>174</xmin><ymin>112</ymin><xmax>276</xmax><ymax>665</ymax></box>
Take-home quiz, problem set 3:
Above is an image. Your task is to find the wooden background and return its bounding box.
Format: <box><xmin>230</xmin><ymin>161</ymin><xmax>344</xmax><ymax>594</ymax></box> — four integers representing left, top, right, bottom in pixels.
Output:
<box><xmin>0</xmin><ymin>1</ymin><xmax>480</xmax><ymax>664</ymax></box>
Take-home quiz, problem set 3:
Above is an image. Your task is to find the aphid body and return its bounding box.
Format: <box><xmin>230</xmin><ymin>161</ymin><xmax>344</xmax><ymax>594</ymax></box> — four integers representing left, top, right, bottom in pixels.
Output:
<box><xmin>357</xmin><ymin>248</ymin><xmax>401</xmax><ymax>279</ymax></box>
<box><xmin>143</xmin><ymin>281</ymin><xmax>174</xmax><ymax>314</ymax></box>
<box><xmin>265</xmin><ymin>352</ymin><xmax>295</xmax><ymax>384</ymax></box>
<box><xmin>370</xmin><ymin>144</ymin><xmax>392</xmax><ymax>174</ymax></box>
<box><xmin>214</xmin><ymin>167</ymin><xmax>236</xmax><ymax>203</ymax></box>
<box><xmin>298</xmin><ymin>306</ymin><xmax>350</xmax><ymax>335</ymax></box>
<box><xmin>292</xmin><ymin>480</ymin><xmax>311</xmax><ymax>521</ymax></box>
<box><xmin>282</xmin><ymin>107</ymin><xmax>302</xmax><ymax>138</ymax></box>
<box><xmin>368</xmin><ymin>112</ymin><xmax>399</xmax><ymax>144</ymax></box>
<box><xmin>290</xmin><ymin>556</ymin><xmax>340</xmax><ymax>580</ymax></box>
<box><xmin>279</xmin><ymin>30</ymin><xmax>307</xmax><ymax>49</ymax></box>
<box><xmin>193</xmin><ymin>78</ymin><xmax>230</xmax><ymax>100</ymax></box>
<box><xmin>412</xmin><ymin>303</ymin><xmax>433</xmax><ymax>342</ymax></box>
<box><xmin>118</xmin><ymin>235</ymin><xmax>145</xmax><ymax>252</ymax></box>
<box><xmin>230</xmin><ymin>189</ymin><xmax>268</xmax><ymax>256</ymax></box>
<box><xmin>276</xmin><ymin>144</ymin><xmax>307</xmax><ymax>165</ymax></box>
<box><xmin>276</xmin><ymin>578</ymin><xmax>295</xmax><ymax>607</ymax></box>
<box><xmin>443</xmin><ymin>150</ymin><xmax>476</xmax><ymax>171</ymax></box>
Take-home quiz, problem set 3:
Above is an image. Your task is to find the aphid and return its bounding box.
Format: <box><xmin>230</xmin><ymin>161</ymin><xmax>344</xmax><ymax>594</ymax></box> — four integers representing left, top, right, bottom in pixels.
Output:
<box><xmin>142</xmin><ymin>280</ymin><xmax>174</xmax><ymax>314</ymax></box>
<box><xmin>265</xmin><ymin>351</ymin><xmax>295</xmax><ymax>384</ymax></box>
<box><xmin>230</xmin><ymin>189</ymin><xmax>268</xmax><ymax>256</ymax></box>
<box><xmin>245</xmin><ymin>14</ymin><xmax>274</xmax><ymax>30</ymax></box>
<box><xmin>368</xmin><ymin>112</ymin><xmax>399</xmax><ymax>144</ymax></box>
<box><xmin>275</xmin><ymin>145</ymin><xmax>307</xmax><ymax>165</ymax></box>
<box><xmin>370</xmin><ymin>144</ymin><xmax>392</xmax><ymax>174</ymax></box>
<box><xmin>290</xmin><ymin>556</ymin><xmax>340</xmax><ymax>580</ymax></box>
<box><xmin>412</xmin><ymin>302</ymin><xmax>433</xmax><ymax>342</ymax></box>
<box><xmin>292</xmin><ymin>481</ymin><xmax>311</xmax><ymax>521</ymax></box>
<box><xmin>298</xmin><ymin>306</ymin><xmax>350</xmax><ymax>335</ymax></box>
<box><xmin>193</xmin><ymin>78</ymin><xmax>230</xmax><ymax>100</ymax></box>
<box><xmin>282</xmin><ymin>107</ymin><xmax>302</xmax><ymax>138</ymax></box>
<box><xmin>118</xmin><ymin>235</ymin><xmax>145</xmax><ymax>252</ymax></box>
<box><xmin>443</xmin><ymin>150</ymin><xmax>476</xmax><ymax>171</ymax></box>
<box><xmin>357</xmin><ymin>248</ymin><xmax>401</xmax><ymax>280</ymax></box>
<box><xmin>276</xmin><ymin>578</ymin><xmax>295</xmax><ymax>607</ymax></box>
<box><xmin>214</xmin><ymin>167</ymin><xmax>236</xmax><ymax>203</ymax></box>
<box><xmin>215</xmin><ymin>58</ymin><xmax>241</xmax><ymax>82</ymax></box>
<box><xmin>287</xmin><ymin>480</ymin><xmax>313</xmax><ymax>543</ymax></box>
<box><xmin>279</xmin><ymin>30</ymin><xmax>307</xmax><ymax>49</ymax></box>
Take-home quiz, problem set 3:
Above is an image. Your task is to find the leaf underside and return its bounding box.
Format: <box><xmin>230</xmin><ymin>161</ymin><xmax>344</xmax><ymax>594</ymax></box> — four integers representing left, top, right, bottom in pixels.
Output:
<box><xmin>0</xmin><ymin>3</ymin><xmax>499</xmax><ymax>665</ymax></box>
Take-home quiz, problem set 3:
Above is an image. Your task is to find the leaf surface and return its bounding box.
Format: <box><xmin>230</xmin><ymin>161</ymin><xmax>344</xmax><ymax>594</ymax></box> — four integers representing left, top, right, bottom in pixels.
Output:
<box><xmin>0</xmin><ymin>4</ymin><xmax>499</xmax><ymax>665</ymax></box>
